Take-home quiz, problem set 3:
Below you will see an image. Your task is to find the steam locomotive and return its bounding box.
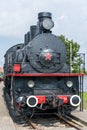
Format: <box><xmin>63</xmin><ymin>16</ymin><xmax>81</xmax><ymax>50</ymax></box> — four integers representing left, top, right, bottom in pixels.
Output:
<box><xmin>4</xmin><ymin>12</ymin><xmax>82</xmax><ymax>116</ymax></box>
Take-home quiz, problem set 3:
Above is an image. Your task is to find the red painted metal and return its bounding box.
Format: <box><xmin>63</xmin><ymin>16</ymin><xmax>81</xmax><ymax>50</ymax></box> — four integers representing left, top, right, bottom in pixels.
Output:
<box><xmin>18</xmin><ymin>103</ymin><xmax>21</xmax><ymax>110</ymax></box>
<box><xmin>13</xmin><ymin>64</ymin><xmax>21</xmax><ymax>72</ymax></box>
<box><xmin>57</xmin><ymin>95</ymin><xmax>68</xmax><ymax>104</ymax></box>
<box><xmin>36</xmin><ymin>96</ymin><xmax>46</xmax><ymax>104</ymax></box>
<box><xmin>45</xmin><ymin>53</ymin><xmax>52</xmax><ymax>60</ymax></box>
<box><xmin>6</xmin><ymin>73</ymin><xmax>84</xmax><ymax>77</ymax></box>
<box><xmin>35</xmin><ymin>95</ymin><xmax>68</xmax><ymax>104</ymax></box>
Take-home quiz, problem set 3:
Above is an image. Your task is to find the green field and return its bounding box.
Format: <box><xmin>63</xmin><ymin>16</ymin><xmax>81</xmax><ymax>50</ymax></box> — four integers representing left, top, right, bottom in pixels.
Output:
<box><xmin>83</xmin><ymin>92</ymin><xmax>87</xmax><ymax>110</ymax></box>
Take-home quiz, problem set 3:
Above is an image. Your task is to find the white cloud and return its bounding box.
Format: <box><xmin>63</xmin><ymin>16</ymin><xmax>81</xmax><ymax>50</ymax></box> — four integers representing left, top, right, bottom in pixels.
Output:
<box><xmin>58</xmin><ymin>15</ymin><xmax>68</xmax><ymax>20</ymax></box>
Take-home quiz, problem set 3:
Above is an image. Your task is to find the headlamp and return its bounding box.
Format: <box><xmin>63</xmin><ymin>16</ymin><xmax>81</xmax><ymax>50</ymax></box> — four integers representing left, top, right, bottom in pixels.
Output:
<box><xmin>66</xmin><ymin>81</ymin><xmax>73</xmax><ymax>87</ymax></box>
<box><xmin>28</xmin><ymin>80</ymin><xmax>35</xmax><ymax>88</ymax></box>
<box><xmin>42</xmin><ymin>18</ymin><xmax>54</xmax><ymax>30</ymax></box>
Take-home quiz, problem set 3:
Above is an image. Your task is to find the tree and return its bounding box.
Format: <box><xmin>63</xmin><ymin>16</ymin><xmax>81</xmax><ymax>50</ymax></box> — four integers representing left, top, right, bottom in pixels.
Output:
<box><xmin>59</xmin><ymin>35</ymin><xmax>85</xmax><ymax>73</ymax></box>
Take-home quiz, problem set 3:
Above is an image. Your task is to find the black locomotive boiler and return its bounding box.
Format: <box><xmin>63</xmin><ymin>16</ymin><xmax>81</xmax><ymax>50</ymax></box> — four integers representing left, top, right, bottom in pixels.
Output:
<box><xmin>4</xmin><ymin>12</ymin><xmax>83</xmax><ymax>116</ymax></box>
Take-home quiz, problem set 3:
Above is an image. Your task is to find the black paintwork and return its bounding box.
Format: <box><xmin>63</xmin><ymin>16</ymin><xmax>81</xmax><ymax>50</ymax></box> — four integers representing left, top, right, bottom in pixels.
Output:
<box><xmin>4</xmin><ymin>12</ymin><xmax>80</xmax><ymax>116</ymax></box>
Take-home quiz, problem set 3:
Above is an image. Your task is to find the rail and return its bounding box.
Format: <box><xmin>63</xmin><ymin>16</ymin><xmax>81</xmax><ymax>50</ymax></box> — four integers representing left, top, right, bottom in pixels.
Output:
<box><xmin>56</xmin><ymin>114</ymin><xmax>84</xmax><ymax>130</ymax></box>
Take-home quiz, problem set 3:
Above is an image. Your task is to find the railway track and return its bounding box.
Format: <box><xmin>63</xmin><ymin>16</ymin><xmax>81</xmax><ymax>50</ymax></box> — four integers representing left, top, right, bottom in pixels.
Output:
<box><xmin>70</xmin><ymin>114</ymin><xmax>87</xmax><ymax>126</ymax></box>
<box><xmin>23</xmin><ymin>113</ymin><xmax>87</xmax><ymax>130</ymax></box>
<box><xmin>23</xmin><ymin>116</ymin><xmax>40</xmax><ymax>130</ymax></box>
<box><xmin>22</xmin><ymin>113</ymin><xmax>86</xmax><ymax>130</ymax></box>
<box><xmin>23</xmin><ymin>115</ymin><xmax>64</xmax><ymax>130</ymax></box>
<box><xmin>56</xmin><ymin>114</ymin><xmax>84</xmax><ymax>130</ymax></box>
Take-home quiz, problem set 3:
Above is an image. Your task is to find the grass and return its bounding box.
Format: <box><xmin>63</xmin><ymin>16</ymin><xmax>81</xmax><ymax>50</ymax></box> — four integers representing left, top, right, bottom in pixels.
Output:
<box><xmin>83</xmin><ymin>92</ymin><xmax>87</xmax><ymax>110</ymax></box>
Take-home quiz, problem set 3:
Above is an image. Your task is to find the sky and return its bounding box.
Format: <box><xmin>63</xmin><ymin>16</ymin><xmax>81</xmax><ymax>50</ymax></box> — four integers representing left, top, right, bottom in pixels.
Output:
<box><xmin>0</xmin><ymin>0</ymin><xmax>87</xmax><ymax>68</ymax></box>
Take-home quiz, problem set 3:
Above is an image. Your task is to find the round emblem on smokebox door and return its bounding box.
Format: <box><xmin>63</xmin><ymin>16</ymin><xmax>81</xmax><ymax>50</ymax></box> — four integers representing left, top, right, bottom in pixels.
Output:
<box><xmin>39</xmin><ymin>49</ymin><xmax>54</xmax><ymax>67</ymax></box>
